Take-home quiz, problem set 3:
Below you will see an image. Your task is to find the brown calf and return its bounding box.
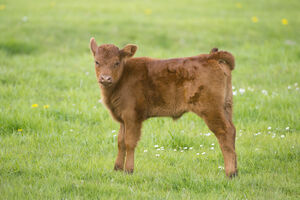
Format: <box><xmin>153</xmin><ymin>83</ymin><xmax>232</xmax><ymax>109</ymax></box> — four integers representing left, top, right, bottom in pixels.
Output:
<box><xmin>90</xmin><ymin>38</ymin><xmax>238</xmax><ymax>178</ymax></box>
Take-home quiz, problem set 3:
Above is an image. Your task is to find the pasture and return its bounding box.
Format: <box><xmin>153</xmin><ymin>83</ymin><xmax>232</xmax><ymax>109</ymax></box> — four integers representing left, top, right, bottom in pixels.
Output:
<box><xmin>0</xmin><ymin>0</ymin><xmax>299</xmax><ymax>199</ymax></box>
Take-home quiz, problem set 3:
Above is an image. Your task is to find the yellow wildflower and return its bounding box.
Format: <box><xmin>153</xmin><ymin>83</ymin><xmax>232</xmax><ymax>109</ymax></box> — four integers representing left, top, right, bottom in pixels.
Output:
<box><xmin>50</xmin><ymin>1</ymin><xmax>56</xmax><ymax>7</ymax></box>
<box><xmin>236</xmin><ymin>3</ymin><xmax>242</xmax><ymax>8</ymax></box>
<box><xmin>18</xmin><ymin>129</ymin><xmax>22</xmax><ymax>132</ymax></box>
<box><xmin>0</xmin><ymin>5</ymin><xmax>5</xmax><ymax>10</ymax></box>
<box><xmin>32</xmin><ymin>104</ymin><xmax>38</xmax><ymax>108</ymax></box>
<box><xmin>144</xmin><ymin>9</ymin><xmax>152</xmax><ymax>15</ymax></box>
<box><xmin>281</xmin><ymin>18</ymin><xmax>288</xmax><ymax>25</ymax></box>
<box><xmin>43</xmin><ymin>105</ymin><xmax>50</xmax><ymax>109</ymax></box>
<box><xmin>251</xmin><ymin>16</ymin><xmax>258</xmax><ymax>23</ymax></box>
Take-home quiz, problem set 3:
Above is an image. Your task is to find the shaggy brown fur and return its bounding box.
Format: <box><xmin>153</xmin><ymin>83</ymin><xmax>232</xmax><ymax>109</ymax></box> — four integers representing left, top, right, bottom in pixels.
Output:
<box><xmin>90</xmin><ymin>38</ymin><xmax>238</xmax><ymax>178</ymax></box>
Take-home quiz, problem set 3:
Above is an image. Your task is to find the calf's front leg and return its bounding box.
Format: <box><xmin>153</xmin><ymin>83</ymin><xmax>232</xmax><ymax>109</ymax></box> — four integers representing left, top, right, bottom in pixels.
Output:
<box><xmin>124</xmin><ymin>120</ymin><xmax>142</xmax><ymax>173</ymax></box>
<box><xmin>114</xmin><ymin>123</ymin><xmax>125</xmax><ymax>171</ymax></box>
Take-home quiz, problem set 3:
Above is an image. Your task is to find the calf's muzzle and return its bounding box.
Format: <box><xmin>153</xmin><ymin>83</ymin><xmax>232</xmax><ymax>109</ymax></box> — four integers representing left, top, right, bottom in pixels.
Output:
<box><xmin>100</xmin><ymin>75</ymin><xmax>112</xmax><ymax>86</ymax></box>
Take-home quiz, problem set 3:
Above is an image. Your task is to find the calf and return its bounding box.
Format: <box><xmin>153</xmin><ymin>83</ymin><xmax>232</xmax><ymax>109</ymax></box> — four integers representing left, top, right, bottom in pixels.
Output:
<box><xmin>90</xmin><ymin>38</ymin><xmax>238</xmax><ymax>178</ymax></box>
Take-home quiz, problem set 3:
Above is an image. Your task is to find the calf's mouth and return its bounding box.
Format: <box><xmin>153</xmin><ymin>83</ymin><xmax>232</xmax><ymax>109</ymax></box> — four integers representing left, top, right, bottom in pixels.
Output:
<box><xmin>99</xmin><ymin>81</ymin><xmax>113</xmax><ymax>87</ymax></box>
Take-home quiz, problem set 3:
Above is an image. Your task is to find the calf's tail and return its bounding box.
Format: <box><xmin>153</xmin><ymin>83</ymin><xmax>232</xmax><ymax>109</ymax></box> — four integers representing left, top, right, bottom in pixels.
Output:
<box><xmin>209</xmin><ymin>48</ymin><xmax>235</xmax><ymax>70</ymax></box>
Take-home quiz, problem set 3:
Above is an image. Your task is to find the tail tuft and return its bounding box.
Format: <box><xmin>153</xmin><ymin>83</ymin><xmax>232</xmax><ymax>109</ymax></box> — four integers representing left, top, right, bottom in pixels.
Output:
<box><xmin>209</xmin><ymin>50</ymin><xmax>235</xmax><ymax>70</ymax></box>
<box><xmin>210</xmin><ymin>48</ymin><xmax>218</xmax><ymax>53</ymax></box>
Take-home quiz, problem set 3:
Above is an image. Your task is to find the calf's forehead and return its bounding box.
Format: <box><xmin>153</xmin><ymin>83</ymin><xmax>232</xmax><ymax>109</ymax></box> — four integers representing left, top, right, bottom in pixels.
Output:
<box><xmin>96</xmin><ymin>44</ymin><xmax>120</xmax><ymax>61</ymax></box>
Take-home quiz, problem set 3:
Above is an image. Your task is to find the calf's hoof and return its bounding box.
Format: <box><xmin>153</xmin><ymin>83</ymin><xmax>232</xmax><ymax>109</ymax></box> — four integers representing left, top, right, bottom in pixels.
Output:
<box><xmin>114</xmin><ymin>164</ymin><xmax>124</xmax><ymax>171</ymax></box>
<box><xmin>227</xmin><ymin>170</ymin><xmax>238</xmax><ymax>179</ymax></box>
<box><xmin>125</xmin><ymin>169</ymin><xmax>134</xmax><ymax>174</ymax></box>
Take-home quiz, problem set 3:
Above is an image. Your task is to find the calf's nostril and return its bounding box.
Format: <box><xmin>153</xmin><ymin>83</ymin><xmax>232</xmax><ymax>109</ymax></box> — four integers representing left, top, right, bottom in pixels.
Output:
<box><xmin>100</xmin><ymin>75</ymin><xmax>112</xmax><ymax>84</ymax></box>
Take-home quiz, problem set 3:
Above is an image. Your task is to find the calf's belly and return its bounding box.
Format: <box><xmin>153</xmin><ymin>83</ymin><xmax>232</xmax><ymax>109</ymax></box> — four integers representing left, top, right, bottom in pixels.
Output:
<box><xmin>147</xmin><ymin>99</ymin><xmax>188</xmax><ymax>119</ymax></box>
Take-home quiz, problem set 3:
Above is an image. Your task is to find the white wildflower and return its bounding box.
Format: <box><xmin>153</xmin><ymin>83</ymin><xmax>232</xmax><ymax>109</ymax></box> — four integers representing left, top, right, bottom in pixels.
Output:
<box><xmin>281</xmin><ymin>135</ymin><xmax>285</xmax><ymax>138</ymax></box>
<box><xmin>233</xmin><ymin>91</ymin><xmax>237</xmax><ymax>96</ymax></box>
<box><xmin>154</xmin><ymin>145</ymin><xmax>159</xmax><ymax>148</ymax></box>
<box><xmin>284</xmin><ymin>40</ymin><xmax>296</xmax><ymax>46</ymax></box>
<box><xmin>144</xmin><ymin>150</ymin><xmax>148</xmax><ymax>153</ymax></box>
<box><xmin>247</xmin><ymin>87</ymin><xmax>254</xmax><ymax>92</ymax></box>
<box><xmin>201</xmin><ymin>152</ymin><xmax>206</xmax><ymax>155</ymax></box>
<box><xmin>286</xmin><ymin>127</ymin><xmax>290</xmax><ymax>130</ymax></box>
<box><xmin>239</xmin><ymin>88</ymin><xmax>245</xmax><ymax>94</ymax></box>
<box><xmin>112</xmin><ymin>130</ymin><xmax>116</xmax><ymax>133</ymax></box>
<box><xmin>155</xmin><ymin>154</ymin><xmax>160</xmax><ymax>157</ymax></box>
<box><xmin>255</xmin><ymin>132</ymin><xmax>261</xmax><ymax>136</ymax></box>
<box><xmin>189</xmin><ymin>147</ymin><xmax>193</xmax><ymax>150</ymax></box>
<box><xmin>22</xmin><ymin>16</ymin><xmax>28</xmax><ymax>22</ymax></box>
<box><xmin>262</xmin><ymin>90</ymin><xmax>268</xmax><ymax>95</ymax></box>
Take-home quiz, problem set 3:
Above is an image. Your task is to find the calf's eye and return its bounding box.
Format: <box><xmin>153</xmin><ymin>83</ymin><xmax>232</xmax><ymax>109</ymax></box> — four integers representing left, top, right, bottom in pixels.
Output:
<box><xmin>95</xmin><ymin>61</ymin><xmax>99</xmax><ymax>65</ymax></box>
<box><xmin>114</xmin><ymin>62</ymin><xmax>120</xmax><ymax>67</ymax></box>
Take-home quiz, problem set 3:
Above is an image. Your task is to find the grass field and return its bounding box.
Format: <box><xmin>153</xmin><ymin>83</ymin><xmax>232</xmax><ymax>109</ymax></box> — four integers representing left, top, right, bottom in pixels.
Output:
<box><xmin>1</xmin><ymin>0</ymin><xmax>300</xmax><ymax>199</ymax></box>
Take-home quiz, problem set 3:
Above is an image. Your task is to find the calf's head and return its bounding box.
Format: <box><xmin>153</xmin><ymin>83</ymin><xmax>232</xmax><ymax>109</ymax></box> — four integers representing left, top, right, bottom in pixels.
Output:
<box><xmin>90</xmin><ymin>38</ymin><xmax>137</xmax><ymax>88</ymax></box>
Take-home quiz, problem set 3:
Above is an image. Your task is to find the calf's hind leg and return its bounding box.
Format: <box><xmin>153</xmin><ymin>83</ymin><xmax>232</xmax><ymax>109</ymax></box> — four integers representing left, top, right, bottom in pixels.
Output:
<box><xmin>196</xmin><ymin>109</ymin><xmax>238</xmax><ymax>178</ymax></box>
<box><xmin>216</xmin><ymin>120</ymin><xmax>237</xmax><ymax>178</ymax></box>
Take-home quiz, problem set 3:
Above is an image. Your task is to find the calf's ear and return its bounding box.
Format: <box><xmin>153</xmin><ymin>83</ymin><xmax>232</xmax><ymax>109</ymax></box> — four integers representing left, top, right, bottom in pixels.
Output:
<box><xmin>120</xmin><ymin>44</ymin><xmax>138</xmax><ymax>58</ymax></box>
<box><xmin>90</xmin><ymin>37</ymin><xmax>98</xmax><ymax>56</ymax></box>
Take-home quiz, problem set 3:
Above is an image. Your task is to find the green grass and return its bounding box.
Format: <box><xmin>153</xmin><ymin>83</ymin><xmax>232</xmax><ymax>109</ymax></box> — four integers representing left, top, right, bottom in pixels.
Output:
<box><xmin>1</xmin><ymin>0</ymin><xmax>300</xmax><ymax>199</ymax></box>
